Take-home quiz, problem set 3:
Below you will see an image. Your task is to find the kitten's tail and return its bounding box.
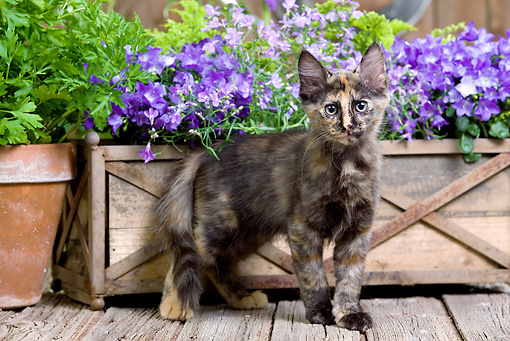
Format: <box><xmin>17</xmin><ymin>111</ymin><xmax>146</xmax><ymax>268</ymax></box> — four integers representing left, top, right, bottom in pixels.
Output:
<box><xmin>157</xmin><ymin>153</ymin><xmax>203</xmax><ymax>314</ymax></box>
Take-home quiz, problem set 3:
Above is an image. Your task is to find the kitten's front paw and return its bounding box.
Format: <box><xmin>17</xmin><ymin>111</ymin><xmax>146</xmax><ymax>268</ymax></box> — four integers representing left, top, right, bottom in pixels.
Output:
<box><xmin>306</xmin><ymin>307</ymin><xmax>335</xmax><ymax>325</ymax></box>
<box><xmin>336</xmin><ymin>312</ymin><xmax>372</xmax><ymax>333</ymax></box>
<box><xmin>159</xmin><ymin>294</ymin><xmax>193</xmax><ymax>321</ymax></box>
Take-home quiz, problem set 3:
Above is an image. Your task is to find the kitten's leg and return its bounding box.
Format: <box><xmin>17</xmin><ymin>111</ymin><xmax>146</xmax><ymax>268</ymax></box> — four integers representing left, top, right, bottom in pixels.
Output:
<box><xmin>204</xmin><ymin>262</ymin><xmax>268</xmax><ymax>310</ymax></box>
<box><xmin>159</xmin><ymin>254</ymin><xmax>194</xmax><ymax>321</ymax></box>
<box><xmin>332</xmin><ymin>222</ymin><xmax>373</xmax><ymax>332</ymax></box>
<box><xmin>288</xmin><ymin>220</ymin><xmax>334</xmax><ymax>325</ymax></box>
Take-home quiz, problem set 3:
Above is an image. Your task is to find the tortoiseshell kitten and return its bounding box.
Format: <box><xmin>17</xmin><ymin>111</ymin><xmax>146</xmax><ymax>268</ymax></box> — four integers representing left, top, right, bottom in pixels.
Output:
<box><xmin>157</xmin><ymin>42</ymin><xmax>389</xmax><ymax>332</ymax></box>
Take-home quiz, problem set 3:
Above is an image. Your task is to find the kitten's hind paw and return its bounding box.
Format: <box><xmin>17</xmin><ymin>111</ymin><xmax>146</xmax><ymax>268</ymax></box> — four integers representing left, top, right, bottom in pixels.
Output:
<box><xmin>337</xmin><ymin>312</ymin><xmax>372</xmax><ymax>333</ymax></box>
<box><xmin>228</xmin><ymin>290</ymin><xmax>268</xmax><ymax>309</ymax></box>
<box><xmin>159</xmin><ymin>293</ymin><xmax>194</xmax><ymax>321</ymax></box>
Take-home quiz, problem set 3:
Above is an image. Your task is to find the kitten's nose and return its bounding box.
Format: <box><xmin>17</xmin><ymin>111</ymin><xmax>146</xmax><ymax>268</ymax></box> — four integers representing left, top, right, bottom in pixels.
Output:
<box><xmin>344</xmin><ymin>123</ymin><xmax>353</xmax><ymax>133</ymax></box>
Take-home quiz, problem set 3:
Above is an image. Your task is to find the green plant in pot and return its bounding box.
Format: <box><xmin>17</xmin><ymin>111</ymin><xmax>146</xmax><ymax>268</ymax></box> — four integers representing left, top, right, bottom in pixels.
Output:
<box><xmin>0</xmin><ymin>0</ymin><xmax>152</xmax><ymax>308</ymax></box>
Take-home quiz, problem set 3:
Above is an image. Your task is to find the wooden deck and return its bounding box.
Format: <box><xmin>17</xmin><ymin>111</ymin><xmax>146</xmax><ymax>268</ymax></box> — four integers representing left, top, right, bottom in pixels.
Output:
<box><xmin>1</xmin><ymin>288</ymin><xmax>509</xmax><ymax>340</ymax></box>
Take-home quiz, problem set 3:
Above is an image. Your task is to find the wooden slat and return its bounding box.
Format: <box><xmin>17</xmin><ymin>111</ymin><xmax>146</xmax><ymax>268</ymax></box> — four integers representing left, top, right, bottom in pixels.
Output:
<box><xmin>379</xmin><ymin>139</ymin><xmax>510</xmax><ymax>155</ymax></box>
<box><xmin>88</xmin><ymin>146</ymin><xmax>107</xmax><ymax>304</ymax></box>
<box><xmin>257</xmin><ymin>244</ymin><xmax>295</xmax><ymax>274</ymax></box>
<box><xmin>106</xmin><ymin>239</ymin><xmax>164</xmax><ymax>280</ymax></box>
<box><xmin>443</xmin><ymin>294</ymin><xmax>510</xmax><ymax>340</ymax></box>
<box><xmin>362</xmin><ymin>269</ymin><xmax>510</xmax><ymax>285</ymax></box>
<box><xmin>379</xmin><ymin>183</ymin><xmax>510</xmax><ymax>268</ymax></box>
<box><xmin>363</xmin><ymin>297</ymin><xmax>462</xmax><ymax>340</ymax></box>
<box><xmin>240</xmin><ymin>269</ymin><xmax>510</xmax><ymax>289</ymax></box>
<box><xmin>106</xmin><ymin>161</ymin><xmax>166</xmax><ymax>198</ymax></box>
<box><xmin>0</xmin><ymin>294</ymin><xmax>65</xmax><ymax>340</ymax></box>
<box><xmin>436</xmin><ymin>0</ymin><xmax>487</xmax><ymax>32</ymax></box>
<box><xmin>371</xmin><ymin>153</ymin><xmax>510</xmax><ymax>248</ymax></box>
<box><xmin>176</xmin><ymin>304</ymin><xmax>276</xmax><ymax>341</ymax></box>
<box><xmin>271</xmin><ymin>301</ymin><xmax>361</xmax><ymax>340</ymax></box>
<box><xmin>0</xmin><ymin>310</ymin><xmax>15</xmax><ymax>324</ymax></box>
<box><xmin>78</xmin><ymin>306</ymin><xmax>181</xmax><ymax>340</ymax></box>
<box><xmin>56</xmin><ymin>165</ymin><xmax>89</xmax><ymax>263</ymax></box>
<box><xmin>101</xmin><ymin>144</ymin><xmax>190</xmax><ymax>162</ymax></box>
<box><xmin>488</xmin><ymin>0</ymin><xmax>510</xmax><ymax>37</ymax></box>
<box><xmin>53</xmin><ymin>265</ymin><xmax>89</xmax><ymax>292</ymax></box>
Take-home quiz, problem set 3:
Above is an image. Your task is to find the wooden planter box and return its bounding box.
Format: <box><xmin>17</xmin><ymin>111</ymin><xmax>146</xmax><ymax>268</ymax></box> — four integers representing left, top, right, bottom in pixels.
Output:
<box><xmin>53</xmin><ymin>135</ymin><xmax>510</xmax><ymax>309</ymax></box>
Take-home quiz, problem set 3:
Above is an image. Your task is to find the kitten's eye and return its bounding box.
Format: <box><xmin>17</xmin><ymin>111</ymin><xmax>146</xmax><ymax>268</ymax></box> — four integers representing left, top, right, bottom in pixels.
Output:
<box><xmin>324</xmin><ymin>104</ymin><xmax>338</xmax><ymax>116</ymax></box>
<box><xmin>355</xmin><ymin>101</ymin><xmax>368</xmax><ymax>113</ymax></box>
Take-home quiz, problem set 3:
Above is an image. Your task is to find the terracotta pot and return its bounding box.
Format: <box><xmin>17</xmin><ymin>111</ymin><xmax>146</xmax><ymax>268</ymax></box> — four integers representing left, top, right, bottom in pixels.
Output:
<box><xmin>0</xmin><ymin>143</ymin><xmax>77</xmax><ymax>308</ymax></box>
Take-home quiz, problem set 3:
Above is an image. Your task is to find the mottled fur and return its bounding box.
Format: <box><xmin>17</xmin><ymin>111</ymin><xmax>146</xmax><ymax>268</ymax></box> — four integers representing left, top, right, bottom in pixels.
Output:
<box><xmin>158</xmin><ymin>43</ymin><xmax>389</xmax><ymax>332</ymax></box>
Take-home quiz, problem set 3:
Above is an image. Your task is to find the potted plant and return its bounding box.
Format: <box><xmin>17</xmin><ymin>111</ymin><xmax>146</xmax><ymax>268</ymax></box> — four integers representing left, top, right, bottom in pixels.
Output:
<box><xmin>53</xmin><ymin>0</ymin><xmax>509</xmax><ymax>308</ymax></box>
<box><xmin>0</xmin><ymin>0</ymin><xmax>152</xmax><ymax>308</ymax></box>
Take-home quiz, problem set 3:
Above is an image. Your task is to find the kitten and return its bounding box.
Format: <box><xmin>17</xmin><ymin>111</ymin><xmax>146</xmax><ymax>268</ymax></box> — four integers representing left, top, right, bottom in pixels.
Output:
<box><xmin>157</xmin><ymin>42</ymin><xmax>389</xmax><ymax>332</ymax></box>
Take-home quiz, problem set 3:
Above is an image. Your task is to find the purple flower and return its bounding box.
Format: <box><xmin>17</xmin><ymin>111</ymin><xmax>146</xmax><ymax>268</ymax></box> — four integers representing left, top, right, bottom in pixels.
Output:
<box><xmin>225</xmin><ymin>27</ymin><xmax>243</xmax><ymax>46</ymax></box>
<box><xmin>455</xmin><ymin>76</ymin><xmax>478</xmax><ymax>98</ymax></box>
<box><xmin>144</xmin><ymin>107</ymin><xmax>160</xmax><ymax>125</ymax></box>
<box><xmin>204</xmin><ymin>4</ymin><xmax>220</xmax><ymax>17</ymax></box>
<box><xmin>474</xmin><ymin>99</ymin><xmax>499</xmax><ymax>121</ymax></box>
<box><xmin>452</xmin><ymin>99</ymin><xmax>474</xmax><ymax>117</ymax></box>
<box><xmin>83</xmin><ymin>112</ymin><xmax>95</xmax><ymax>130</ymax></box>
<box><xmin>282</xmin><ymin>0</ymin><xmax>296</xmax><ymax>10</ymax></box>
<box><xmin>264</xmin><ymin>0</ymin><xmax>280</xmax><ymax>12</ymax></box>
<box><xmin>268</xmin><ymin>73</ymin><xmax>283</xmax><ymax>89</ymax></box>
<box><xmin>139</xmin><ymin>143</ymin><xmax>154</xmax><ymax>163</ymax></box>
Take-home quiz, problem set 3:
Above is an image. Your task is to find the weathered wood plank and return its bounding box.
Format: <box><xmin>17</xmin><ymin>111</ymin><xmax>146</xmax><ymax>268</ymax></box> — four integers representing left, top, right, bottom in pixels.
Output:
<box><xmin>271</xmin><ymin>301</ymin><xmax>361</xmax><ymax>340</ymax></box>
<box><xmin>79</xmin><ymin>306</ymin><xmax>181</xmax><ymax>340</ymax></box>
<box><xmin>371</xmin><ymin>153</ymin><xmax>510</xmax><ymax>248</ymax></box>
<box><xmin>363</xmin><ymin>297</ymin><xmax>462</xmax><ymax>340</ymax></box>
<box><xmin>0</xmin><ymin>294</ymin><xmax>101</xmax><ymax>340</ymax></box>
<box><xmin>379</xmin><ymin>183</ymin><xmax>510</xmax><ymax>268</ymax></box>
<box><xmin>106</xmin><ymin>161</ymin><xmax>166</xmax><ymax>198</ymax></box>
<box><xmin>106</xmin><ymin>239</ymin><xmax>164</xmax><ymax>280</ymax></box>
<box><xmin>101</xmin><ymin>144</ymin><xmax>191</xmax><ymax>161</ymax></box>
<box><xmin>176</xmin><ymin>303</ymin><xmax>276</xmax><ymax>341</ymax></box>
<box><xmin>379</xmin><ymin>139</ymin><xmax>510</xmax><ymax>155</ymax></box>
<box><xmin>443</xmin><ymin>293</ymin><xmax>510</xmax><ymax>340</ymax></box>
<box><xmin>0</xmin><ymin>309</ymin><xmax>15</xmax><ymax>324</ymax></box>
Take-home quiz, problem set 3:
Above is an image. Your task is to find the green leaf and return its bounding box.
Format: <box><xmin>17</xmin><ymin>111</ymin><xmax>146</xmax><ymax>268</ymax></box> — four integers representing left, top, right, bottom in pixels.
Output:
<box><xmin>463</xmin><ymin>153</ymin><xmax>482</xmax><ymax>163</ymax></box>
<box><xmin>467</xmin><ymin>122</ymin><xmax>481</xmax><ymax>137</ymax></box>
<box><xmin>455</xmin><ymin>116</ymin><xmax>470</xmax><ymax>132</ymax></box>
<box><xmin>2</xmin><ymin>6</ymin><xmax>30</xmax><ymax>29</ymax></box>
<box><xmin>488</xmin><ymin>121</ymin><xmax>510</xmax><ymax>138</ymax></box>
<box><xmin>445</xmin><ymin>106</ymin><xmax>456</xmax><ymax>118</ymax></box>
<box><xmin>459</xmin><ymin>134</ymin><xmax>474</xmax><ymax>154</ymax></box>
<box><xmin>0</xmin><ymin>118</ymin><xmax>28</xmax><ymax>145</ymax></box>
<box><xmin>32</xmin><ymin>84</ymin><xmax>72</xmax><ymax>103</ymax></box>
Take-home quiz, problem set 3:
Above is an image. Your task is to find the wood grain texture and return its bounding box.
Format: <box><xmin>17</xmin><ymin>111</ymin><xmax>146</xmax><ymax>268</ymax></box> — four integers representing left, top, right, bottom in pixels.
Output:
<box><xmin>271</xmin><ymin>301</ymin><xmax>361</xmax><ymax>340</ymax></box>
<box><xmin>443</xmin><ymin>294</ymin><xmax>510</xmax><ymax>340</ymax></box>
<box><xmin>80</xmin><ymin>306</ymin><xmax>181</xmax><ymax>340</ymax></box>
<box><xmin>379</xmin><ymin>183</ymin><xmax>510</xmax><ymax>268</ymax></box>
<box><xmin>0</xmin><ymin>294</ymin><xmax>102</xmax><ymax>340</ymax></box>
<box><xmin>371</xmin><ymin>153</ymin><xmax>510</xmax><ymax>248</ymax></box>
<box><xmin>363</xmin><ymin>297</ymin><xmax>462</xmax><ymax>340</ymax></box>
<box><xmin>176</xmin><ymin>303</ymin><xmax>276</xmax><ymax>341</ymax></box>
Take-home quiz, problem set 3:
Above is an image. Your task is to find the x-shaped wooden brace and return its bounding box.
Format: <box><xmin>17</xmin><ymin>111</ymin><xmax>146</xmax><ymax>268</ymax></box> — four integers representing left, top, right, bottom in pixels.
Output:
<box><xmin>61</xmin><ymin>153</ymin><xmax>510</xmax><ymax>289</ymax></box>
<box><xmin>254</xmin><ymin>152</ymin><xmax>510</xmax><ymax>286</ymax></box>
<box><xmin>370</xmin><ymin>152</ymin><xmax>510</xmax><ymax>268</ymax></box>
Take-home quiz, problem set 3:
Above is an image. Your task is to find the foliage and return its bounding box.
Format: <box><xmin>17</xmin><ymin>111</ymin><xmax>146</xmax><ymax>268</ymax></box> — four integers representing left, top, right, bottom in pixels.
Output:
<box><xmin>348</xmin><ymin>10</ymin><xmax>415</xmax><ymax>52</ymax></box>
<box><xmin>431</xmin><ymin>22</ymin><xmax>466</xmax><ymax>42</ymax></box>
<box><xmin>384</xmin><ymin>22</ymin><xmax>510</xmax><ymax>161</ymax></box>
<box><xmin>93</xmin><ymin>0</ymin><xmax>371</xmax><ymax>161</ymax></box>
<box><xmin>0</xmin><ymin>0</ymin><xmax>152</xmax><ymax>145</ymax></box>
<box><xmin>149</xmin><ymin>0</ymin><xmax>218</xmax><ymax>53</ymax></box>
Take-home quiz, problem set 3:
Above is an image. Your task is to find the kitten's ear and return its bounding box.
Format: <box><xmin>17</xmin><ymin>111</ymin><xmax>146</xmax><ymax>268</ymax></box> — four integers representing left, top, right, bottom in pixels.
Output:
<box><xmin>298</xmin><ymin>49</ymin><xmax>328</xmax><ymax>101</ymax></box>
<box><xmin>357</xmin><ymin>42</ymin><xmax>388</xmax><ymax>93</ymax></box>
